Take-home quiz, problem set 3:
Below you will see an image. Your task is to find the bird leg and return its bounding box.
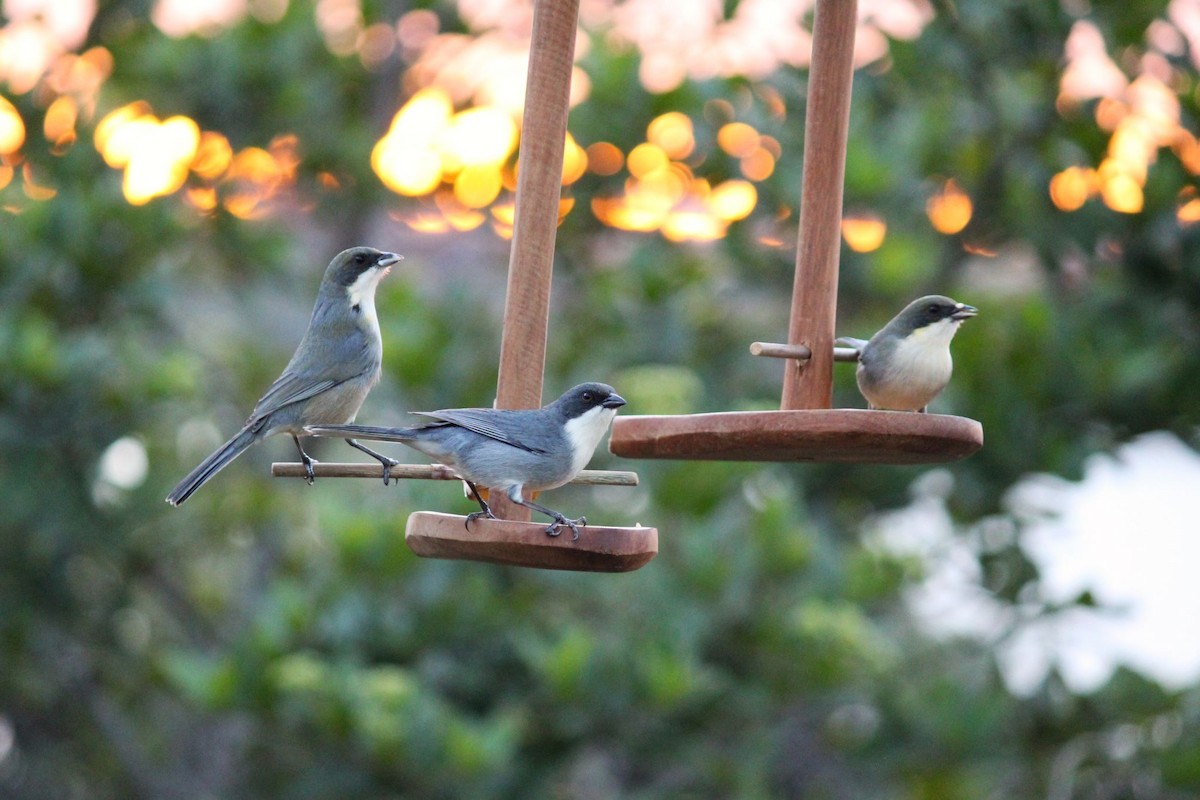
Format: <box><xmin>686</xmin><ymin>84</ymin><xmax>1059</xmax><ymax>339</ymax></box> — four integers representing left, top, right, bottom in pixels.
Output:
<box><xmin>292</xmin><ymin>435</ymin><xmax>318</xmax><ymax>484</ymax></box>
<box><xmin>463</xmin><ymin>481</ymin><xmax>498</xmax><ymax>530</ymax></box>
<box><xmin>344</xmin><ymin>438</ymin><xmax>401</xmax><ymax>485</ymax></box>
<box><xmin>510</xmin><ymin>492</ymin><xmax>587</xmax><ymax>541</ymax></box>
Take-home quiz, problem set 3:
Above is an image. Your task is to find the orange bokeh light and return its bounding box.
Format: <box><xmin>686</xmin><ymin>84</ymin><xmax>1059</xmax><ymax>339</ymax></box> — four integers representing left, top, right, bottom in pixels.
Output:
<box><xmin>1100</xmin><ymin>172</ymin><xmax>1143</xmax><ymax>214</ymax></box>
<box><xmin>586</xmin><ymin>141</ymin><xmax>623</xmax><ymax>176</ymax></box>
<box><xmin>709</xmin><ymin>179</ymin><xmax>756</xmax><ymax>222</ymax></box>
<box><xmin>717</xmin><ymin>122</ymin><xmax>760</xmax><ymax>158</ymax></box>
<box><xmin>841</xmin><ymin>214</ymin><xmax>887</xmax><ymax>252</ymax></box>
<box><xmin>43</xmin><ymin>95</ymin><xmax>77</xmax><ymax>146</ymax></box>
<box><xmin>647</xmin><ymin>112</ymin><xmax>694</xmax><ymax>160</ymax></box>
<box><xmin>1049</xmin><ymin>166</ymin><xmax>1096</xmax><ymax>212</ymax></box>
<box><xmin>926</xmin><ymin>179</ymin><xmax>973</xmax><ymax>235</ymax></box>
<box><xmin>740</xmin><ymin>147</ymin><xmax>775</xmax><ymax>181</ymax></box>
<box><xmin>1178</xmin><ymin>196</ymin><xmax>1200</xmax><ymax>225</ymax></box>
<box><xmin>627</xmin><ymin>142</ymin><xmax>669</xmax><ymax>178</ymax></box>
<box><xmin>0</xmin><ymin>95</ymin><xmax>28</xmax><ymax>155</ymax></box>
<box><xmin>561</xmin><ymin>132</ymin><xmax>588</xmax><ymax>185</ymax></box>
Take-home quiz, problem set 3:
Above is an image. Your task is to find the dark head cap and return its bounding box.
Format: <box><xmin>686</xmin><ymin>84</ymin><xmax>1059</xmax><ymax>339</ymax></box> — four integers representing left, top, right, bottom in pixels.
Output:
<box><xmin>894</xmin><ymin>295</ymin><xmax>978</xmax><ymax>331</ymax></box>
<box><xmin>553</xmin><ymin>382</ymin><xmax>627</xmax><ymax>418</ymax></box>
<box><xmin>324</xmin><ymin>246</ymin><xmax>404</xmax><ymax>287</ymax></box>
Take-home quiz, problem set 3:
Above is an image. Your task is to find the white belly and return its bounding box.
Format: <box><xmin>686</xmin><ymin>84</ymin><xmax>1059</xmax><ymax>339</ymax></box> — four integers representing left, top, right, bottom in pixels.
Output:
<box><xmin>859</xmin><ymin>321</ymin><xmax>957</xmax><ymax>411</ymax></box>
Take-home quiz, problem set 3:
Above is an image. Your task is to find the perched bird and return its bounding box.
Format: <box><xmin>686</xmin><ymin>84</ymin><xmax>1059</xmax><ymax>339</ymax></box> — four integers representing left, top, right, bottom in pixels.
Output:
<box><xmin>306</xmin><ymin>382</ymin><xmax>627</xmax><ymax>539</ymax></box>
<box><xmin>837</xmin><ymin>295</ymin><xmax>977</xmax><ymax>412</ymax></box>
<box><xmin>166</xmin><ymin>246</ymin><xmax>404</xmax><ymax>506</ymax></box>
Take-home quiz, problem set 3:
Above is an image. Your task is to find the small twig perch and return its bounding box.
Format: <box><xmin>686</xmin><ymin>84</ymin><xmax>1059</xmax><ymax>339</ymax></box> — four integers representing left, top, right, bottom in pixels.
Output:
<box><xmin>271</xmin><ymin>463</ymin><xmax>639</xmax><ymax>486</ymax></box>
<box><xmin>749</xmin><ymin>342</ymin><xmax>861</xmax><ymax>362</ymax></box>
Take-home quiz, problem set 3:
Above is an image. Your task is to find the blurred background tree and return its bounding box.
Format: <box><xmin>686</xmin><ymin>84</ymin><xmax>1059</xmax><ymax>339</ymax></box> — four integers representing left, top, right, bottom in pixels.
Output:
<box><xmin>2</xmin><ymin>0</ymin><xmax>1199</xmax><ymax>797</ymax></box>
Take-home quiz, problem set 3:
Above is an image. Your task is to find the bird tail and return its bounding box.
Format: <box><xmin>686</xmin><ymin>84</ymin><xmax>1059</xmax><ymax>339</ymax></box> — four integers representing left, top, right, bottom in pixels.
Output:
<box><xmin>165</xmin><ymin>428</ymin><xmax>259</xmax><ymax>506</ymax></box>
<box><xmin>303</xmin><ymin>423</ymin><xmax>420</xmax><ymax>443</ymax></box>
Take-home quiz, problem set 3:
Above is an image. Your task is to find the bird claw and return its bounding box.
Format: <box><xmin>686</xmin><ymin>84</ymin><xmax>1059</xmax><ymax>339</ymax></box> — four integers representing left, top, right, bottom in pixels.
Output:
<box><xmin>379</xmin><ymin>456</ymin><xmax>400</xmax><ymax>486</ymax></box>
<box><xmin>545</xmin><ymin>515</ymin><xmax>586</xmax><ymax>541</ymax></box>
<box><xmin>464</xmin><ymin>509</ymin><xmax>498</xmax><ymax>530</ymax></box>
<box><xmin>301</xmin><ymin>455</ymin><xmax>318</xmax><ymax>485</ymax></box>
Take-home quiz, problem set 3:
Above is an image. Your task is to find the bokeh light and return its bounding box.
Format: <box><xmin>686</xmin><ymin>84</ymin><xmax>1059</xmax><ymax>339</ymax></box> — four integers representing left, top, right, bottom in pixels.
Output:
<box><xmin>586</xmin><ymin>142</ymin><xmax>623</xmax><ymax>176</ymax></box>
<box><xmin>1054</xmin><ymin>18</ymin><xmax>1190</xmax><ymax>220</ymax></box>
<box><xmin>1100</xmin><ymin>172</ymin><xmax>1144</xmax><ymax>214</ymax></box>
<box><xmin>43</xmin><ymin>95</ymin><xmax>77</xmax><ymax>148</ymax></box>
<box><xmin>96</xmin><ymin>105</ymin><xmax>200</xmax><ymax>205</ymax></box>
<box><xmin>926</xmin><ymin>179</ymin><xmax>972</xmax><ymax>235</ymax></box>
<box><xmin>647</xmin><ymin>112</ymin><xmax>694</xmax><ymax>160</ymax></box>
<box><xmin>841</xmin><ymin>213</ymin><xmax>887</xmax><ymax>252</ymax></box>
<box><xmin>717</xmin><ymin>122</ymin><xmax>760</xmax><ymax>158</ymax></box>
<box><xmin>93</xmin><ymin>101</ymin><xmax>297</xmax><ymax>212</ymax></box>
<box><xmin>0</xmin><ymin>95</ymin><xmax>25</xmax><ymax>154</ymax></box>
<box><xmin>561</xmin><ymin>132</ymin><xmax>588</xmax><ymax>185</ymax></box>
<box><xmin>1049</xmin><ymin>166</ymin><xmax>1097</xmax><ymax>212</ymax></box>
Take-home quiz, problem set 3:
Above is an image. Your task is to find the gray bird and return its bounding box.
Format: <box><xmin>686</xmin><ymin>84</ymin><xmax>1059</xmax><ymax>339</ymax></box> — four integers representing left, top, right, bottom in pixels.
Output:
<box><xmin>166</xmin><ymin>246</ymin><xmax>404</xmax><ymax>506</ymax></box>
<box><xmin>837</xmin><ymin>295</ymin><xmax>977</xmax><ymax>412</ymax></box>
<box><xmin>305</xmin><ymin>382</ymin><xmax>627</xmax><ymax>539</ymax></box>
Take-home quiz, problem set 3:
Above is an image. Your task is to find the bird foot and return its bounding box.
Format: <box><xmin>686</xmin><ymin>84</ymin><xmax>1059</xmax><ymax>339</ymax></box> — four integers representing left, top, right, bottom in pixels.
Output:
<box><xmin>464</xmin><ymin>508</ymin><xmax>498</xmax><ymax>530</ymax></box>
<box><xmin>377</xmin><ymin>455</ymin><xmax>401</xmax><ymax>486</ymax></box>
<box><xmin>545</xmin><ymin>514</ymin><xmax>587</xmax><ymax>541</ymax></box>
<box><xmin>301</xmin><ymin>455</ymin><xmax>319</xmax><ymax>485</ymax></box>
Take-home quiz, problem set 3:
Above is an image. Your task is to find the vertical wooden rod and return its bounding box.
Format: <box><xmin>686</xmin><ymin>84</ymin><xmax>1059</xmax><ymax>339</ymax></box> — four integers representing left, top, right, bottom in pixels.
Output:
<box><xmin>491</xmin><ymin>0</ymin><xmax>580</xmax><ymax>521</ymax></box>
<box><xmin>780</xmin><ymin>0</ymin><xmax>858</xmax><ymax>410</ymax></box>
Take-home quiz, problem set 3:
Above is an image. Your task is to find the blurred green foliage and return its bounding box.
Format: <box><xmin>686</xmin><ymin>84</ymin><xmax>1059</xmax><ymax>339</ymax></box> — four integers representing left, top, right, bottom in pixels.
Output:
<box><xmin>2</xmin><ymin>0</ymin><xmax>1200</xmax><ymax>798</ymax></box>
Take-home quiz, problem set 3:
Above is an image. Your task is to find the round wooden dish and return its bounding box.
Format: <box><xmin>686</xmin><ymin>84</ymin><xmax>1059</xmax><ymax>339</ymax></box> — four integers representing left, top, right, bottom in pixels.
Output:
<box><xmin>609</xmin><ymin>409</ymin><xmax>983</xmax><ymax>464</ymax></box>
<box><xmin>405</xmin><ymin>512</ymin><xmax>658</xmax><ymax>572</ymax></box>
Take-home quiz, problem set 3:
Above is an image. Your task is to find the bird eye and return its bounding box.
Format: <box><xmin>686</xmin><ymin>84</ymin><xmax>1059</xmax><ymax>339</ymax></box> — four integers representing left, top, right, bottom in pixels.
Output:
<box><xmin>928</xmin><ymin>304</ymin><xmax>940</xmax><ymax>314</ymax></box>
<box><xmin>582</xmin><ymin>392</ymin><xmax>594</xmax><ymax>402</ymax></box>
<box><xmin>354</xmin><ymin>254</ymin><xmax>366</xmax><ymax>265</ymax></box>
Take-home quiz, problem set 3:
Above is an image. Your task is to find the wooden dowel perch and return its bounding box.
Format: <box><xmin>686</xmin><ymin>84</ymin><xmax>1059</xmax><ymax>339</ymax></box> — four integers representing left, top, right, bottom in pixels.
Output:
<box><xmin>750</xmin><ymin>342</ymin><xmax>860</xmax><ymax>362</ymax></box>
<box><xmin>271</xmin><ymin>463</ymin><xmax>638</xmax><ymax>486</ymax></box>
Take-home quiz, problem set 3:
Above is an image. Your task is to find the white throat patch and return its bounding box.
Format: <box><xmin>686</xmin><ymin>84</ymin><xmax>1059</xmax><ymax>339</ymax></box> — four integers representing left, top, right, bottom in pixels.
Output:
<box><xmin>908</xmin><ymin>316</ymin><xmax>962</xmax><ymax>348</ymax></box>
<box><xmin>562</xmin><ymin>406</ymin><xmax>618</xmax><ymax>477</ymax></box>
<box><xmin>347</xmin><ymin>266</ymin><xmax>387</xmax><ymax>326</ymax></box>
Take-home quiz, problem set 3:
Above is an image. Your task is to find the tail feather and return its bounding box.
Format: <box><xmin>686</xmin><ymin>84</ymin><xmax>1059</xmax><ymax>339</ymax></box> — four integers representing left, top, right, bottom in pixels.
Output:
<box><xmin>165</xmin><ymin>428</ymin><xmax>259</xmax><ymax>506</ymax></box>
<box><xmin>304</xmin><ymin>423</ymin><xmax>420</xmax><ymax>443</ymax></box>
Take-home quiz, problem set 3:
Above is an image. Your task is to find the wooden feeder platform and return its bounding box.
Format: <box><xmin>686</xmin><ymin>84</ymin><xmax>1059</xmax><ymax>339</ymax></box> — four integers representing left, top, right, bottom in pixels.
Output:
<box><xmin>405</xmin><ymin>512</ymin><xmax>657</xmax><ymax>572</ymax></box>
<box><xmin>610</xmin><ymin>409</ymin><xmax>982</xmax><ymax>464</ymax></box>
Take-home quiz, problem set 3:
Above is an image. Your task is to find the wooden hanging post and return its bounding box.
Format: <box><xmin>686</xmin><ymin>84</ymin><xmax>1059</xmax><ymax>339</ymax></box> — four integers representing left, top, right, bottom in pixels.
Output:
<box><xmin>489</xmin><ymin>0</ymin><xmax>581</xmax><ymax>523</ymax></box>
<box><xmin>780</xmin><ymin>0</ymin><xmax>858</xmax><ymax>410</ymax></box>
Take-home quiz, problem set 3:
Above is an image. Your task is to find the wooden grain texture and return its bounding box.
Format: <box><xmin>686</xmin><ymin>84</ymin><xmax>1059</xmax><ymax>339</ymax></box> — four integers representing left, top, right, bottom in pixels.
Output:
<box><xmin>405</xmin><ymin>512</ymin><xmax>658</xmax><ymax>572</ymax></box>
<box><xmin>272</xmin><ymin>463</ymin><xmax>638</xmax><ymax>485</ymax></box>
<box><xmin>781</xmin><ymin>0</ymin><xmax>859</xmax><ymax>411</ymax></box>
<box><xmin>490</xmin><ymin>0</ymin><xmax>581</xmax><ymax>522</ymax></box>
<box><xmin>609</xmin><ymin>410</ymin><xmax>983</xmax><ymax>464</ymax></box>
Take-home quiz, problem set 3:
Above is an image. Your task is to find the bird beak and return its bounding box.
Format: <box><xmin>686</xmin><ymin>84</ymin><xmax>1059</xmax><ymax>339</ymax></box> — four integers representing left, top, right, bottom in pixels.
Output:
<box><xmin>602</xmin><ymin>393</ymin><xmax>627</xmax><ymax>409</ymax></box>
<box><xmin>377</xmin><ymin>252</ymin><xmax>403</xmax><ymax>277</ymax></box>
<box><xmin>951</xmin><ymin>303</ymin><xmax>977</xmax><ymax>321</ymax></box>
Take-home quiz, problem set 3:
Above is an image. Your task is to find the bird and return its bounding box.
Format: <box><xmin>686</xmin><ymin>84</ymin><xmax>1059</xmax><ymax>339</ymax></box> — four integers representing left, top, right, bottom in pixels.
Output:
<box><xmin>837</xmin><ymin>295</ymin><xmax>977</xmax><ymax>412</ymax></box>
<box><xmin>166</xmin><ymin>246</ymin><xmax>404</xmax><ymax>506</ymax></box>
<box><xmin>305</xmin><ymin>382</ymin><xmax>628</xmax><ymax>540</ymax></box>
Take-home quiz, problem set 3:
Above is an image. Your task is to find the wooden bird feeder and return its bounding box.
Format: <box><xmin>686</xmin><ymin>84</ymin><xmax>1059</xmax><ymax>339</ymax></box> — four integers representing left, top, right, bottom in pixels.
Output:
<box><xmin>607</xmin><ymin>0</ymin><xmax>983</xmax><ymax>464</ymax></box>
<box><xmin>277</xmin><ymin>0</ymin><xmax>657</xmax><ymax>572</ymax></box>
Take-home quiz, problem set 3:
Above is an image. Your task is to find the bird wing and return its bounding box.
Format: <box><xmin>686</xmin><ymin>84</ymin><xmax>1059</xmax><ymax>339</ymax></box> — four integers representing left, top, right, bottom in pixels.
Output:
<box><xmin>248</xmin><ymin>373</ymin><xmax>340</xmax><ymax>424</ymax></box>
<box><xmin>412</xmin><ymin>409</ymin><xmax>551</xmax><ymax>455</ymax></box>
